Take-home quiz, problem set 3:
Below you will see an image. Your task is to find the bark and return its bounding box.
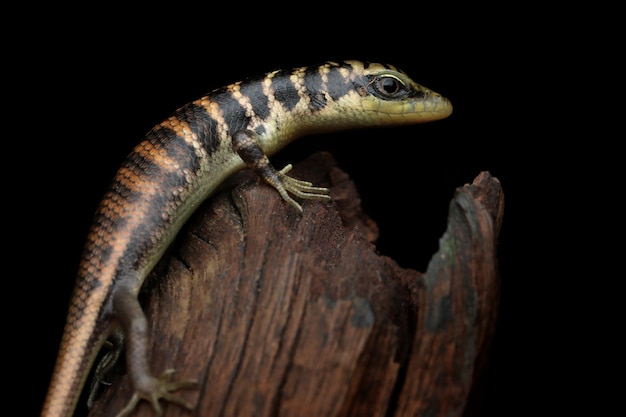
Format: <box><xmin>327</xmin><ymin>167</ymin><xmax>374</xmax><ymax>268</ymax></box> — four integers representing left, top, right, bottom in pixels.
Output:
<box><xmin>89</xmin><ymin>152</ymin><xmax>504</xmax><ymax>417</ymax></box>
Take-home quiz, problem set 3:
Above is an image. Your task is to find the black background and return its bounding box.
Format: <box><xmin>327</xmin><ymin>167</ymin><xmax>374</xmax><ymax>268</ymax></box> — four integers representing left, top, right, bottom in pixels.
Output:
<box><xmin>8</xmin><ymin>4</ymin><xmax>602</xmax><ymax>417</ymax></box>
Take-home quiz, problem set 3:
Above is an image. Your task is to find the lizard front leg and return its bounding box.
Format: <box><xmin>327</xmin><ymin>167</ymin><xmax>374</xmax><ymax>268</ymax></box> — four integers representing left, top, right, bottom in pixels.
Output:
<box><xmin>232</xmin><ymin>129</ymin><xmax>331</xmax><ymax>213</ymax></box>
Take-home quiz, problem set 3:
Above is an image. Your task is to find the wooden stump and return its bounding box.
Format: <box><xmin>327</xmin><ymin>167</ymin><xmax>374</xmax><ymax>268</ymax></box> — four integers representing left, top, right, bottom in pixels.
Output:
<box><xmin>89</xmin><ymin>151</ymin><xmax>504</xmax><ymax>417</ymax></box>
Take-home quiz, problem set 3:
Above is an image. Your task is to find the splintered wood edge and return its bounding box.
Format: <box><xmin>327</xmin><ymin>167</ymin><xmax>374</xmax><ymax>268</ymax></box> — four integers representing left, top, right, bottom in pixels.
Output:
<box><xmin>395</xmin><ymin>170</ymin><xmax>503</xmax><ymax>416</ymax></box>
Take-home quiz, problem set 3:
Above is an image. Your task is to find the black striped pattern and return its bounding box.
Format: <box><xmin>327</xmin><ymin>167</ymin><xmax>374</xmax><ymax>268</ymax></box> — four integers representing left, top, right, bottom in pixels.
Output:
<box><xmin>41</xmin><ymin>60</ymin><xmax>454</xmax><ymax>417</ymax></box>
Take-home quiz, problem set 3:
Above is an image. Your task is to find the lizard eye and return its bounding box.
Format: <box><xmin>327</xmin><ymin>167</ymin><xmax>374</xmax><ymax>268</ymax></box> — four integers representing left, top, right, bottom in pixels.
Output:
<box><xmin>369</xmin><ymin>75</ymin><xmax>410</xmax><ymax>99</ymax></box>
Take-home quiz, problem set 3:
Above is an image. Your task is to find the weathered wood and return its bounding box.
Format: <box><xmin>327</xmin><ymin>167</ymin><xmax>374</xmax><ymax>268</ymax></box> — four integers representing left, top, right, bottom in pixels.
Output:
<box><xmin>89</xmin><ymin>153</ymin><xmax>504</xmax><ymax>417</ymax></box>
<box><xmin>393</xmin><ymin>171</ymin><xmax>503</xmax><ymax>417</ymax></box>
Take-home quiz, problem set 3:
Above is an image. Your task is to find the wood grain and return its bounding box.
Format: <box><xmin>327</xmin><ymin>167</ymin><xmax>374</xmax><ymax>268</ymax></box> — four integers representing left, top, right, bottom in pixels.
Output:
<box><xmin>88</xmin><ymin>152</ymin><xmax>504</xmax><ymax>417</ymax></box>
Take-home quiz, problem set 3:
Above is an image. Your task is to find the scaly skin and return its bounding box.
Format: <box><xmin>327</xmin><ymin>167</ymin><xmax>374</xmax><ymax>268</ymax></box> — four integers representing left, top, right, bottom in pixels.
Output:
<box><xmin>41</xmin><ymin>60</ymin><xmax>452</xmax><ymax>417</ymax></box>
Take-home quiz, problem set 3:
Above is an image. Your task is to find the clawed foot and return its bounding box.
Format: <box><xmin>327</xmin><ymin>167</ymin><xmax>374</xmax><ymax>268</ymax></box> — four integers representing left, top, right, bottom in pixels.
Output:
<box><xmin>115</xmin><ymin>369</ymin><xmax>198</xmax><ymax>417</ymax></box>
<box><xmin>276</xmin><ymin>164</ymin><xmax>331</xmax><ymax>212</ymax></box>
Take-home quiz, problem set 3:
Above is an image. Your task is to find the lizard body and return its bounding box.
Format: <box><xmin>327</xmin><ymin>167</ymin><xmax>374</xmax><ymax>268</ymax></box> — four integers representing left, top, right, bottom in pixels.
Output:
<box><xmin>41</xmin><ymin>60</ymin><xmax>452</xmax><ymax>417</ymax></box>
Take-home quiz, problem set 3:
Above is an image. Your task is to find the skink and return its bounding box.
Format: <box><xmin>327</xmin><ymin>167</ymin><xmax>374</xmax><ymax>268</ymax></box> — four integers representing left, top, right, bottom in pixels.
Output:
<box><xmin>41</xmin><ymin>60</ymin><xmax>452</xmax><ymax>417</ymax></box>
